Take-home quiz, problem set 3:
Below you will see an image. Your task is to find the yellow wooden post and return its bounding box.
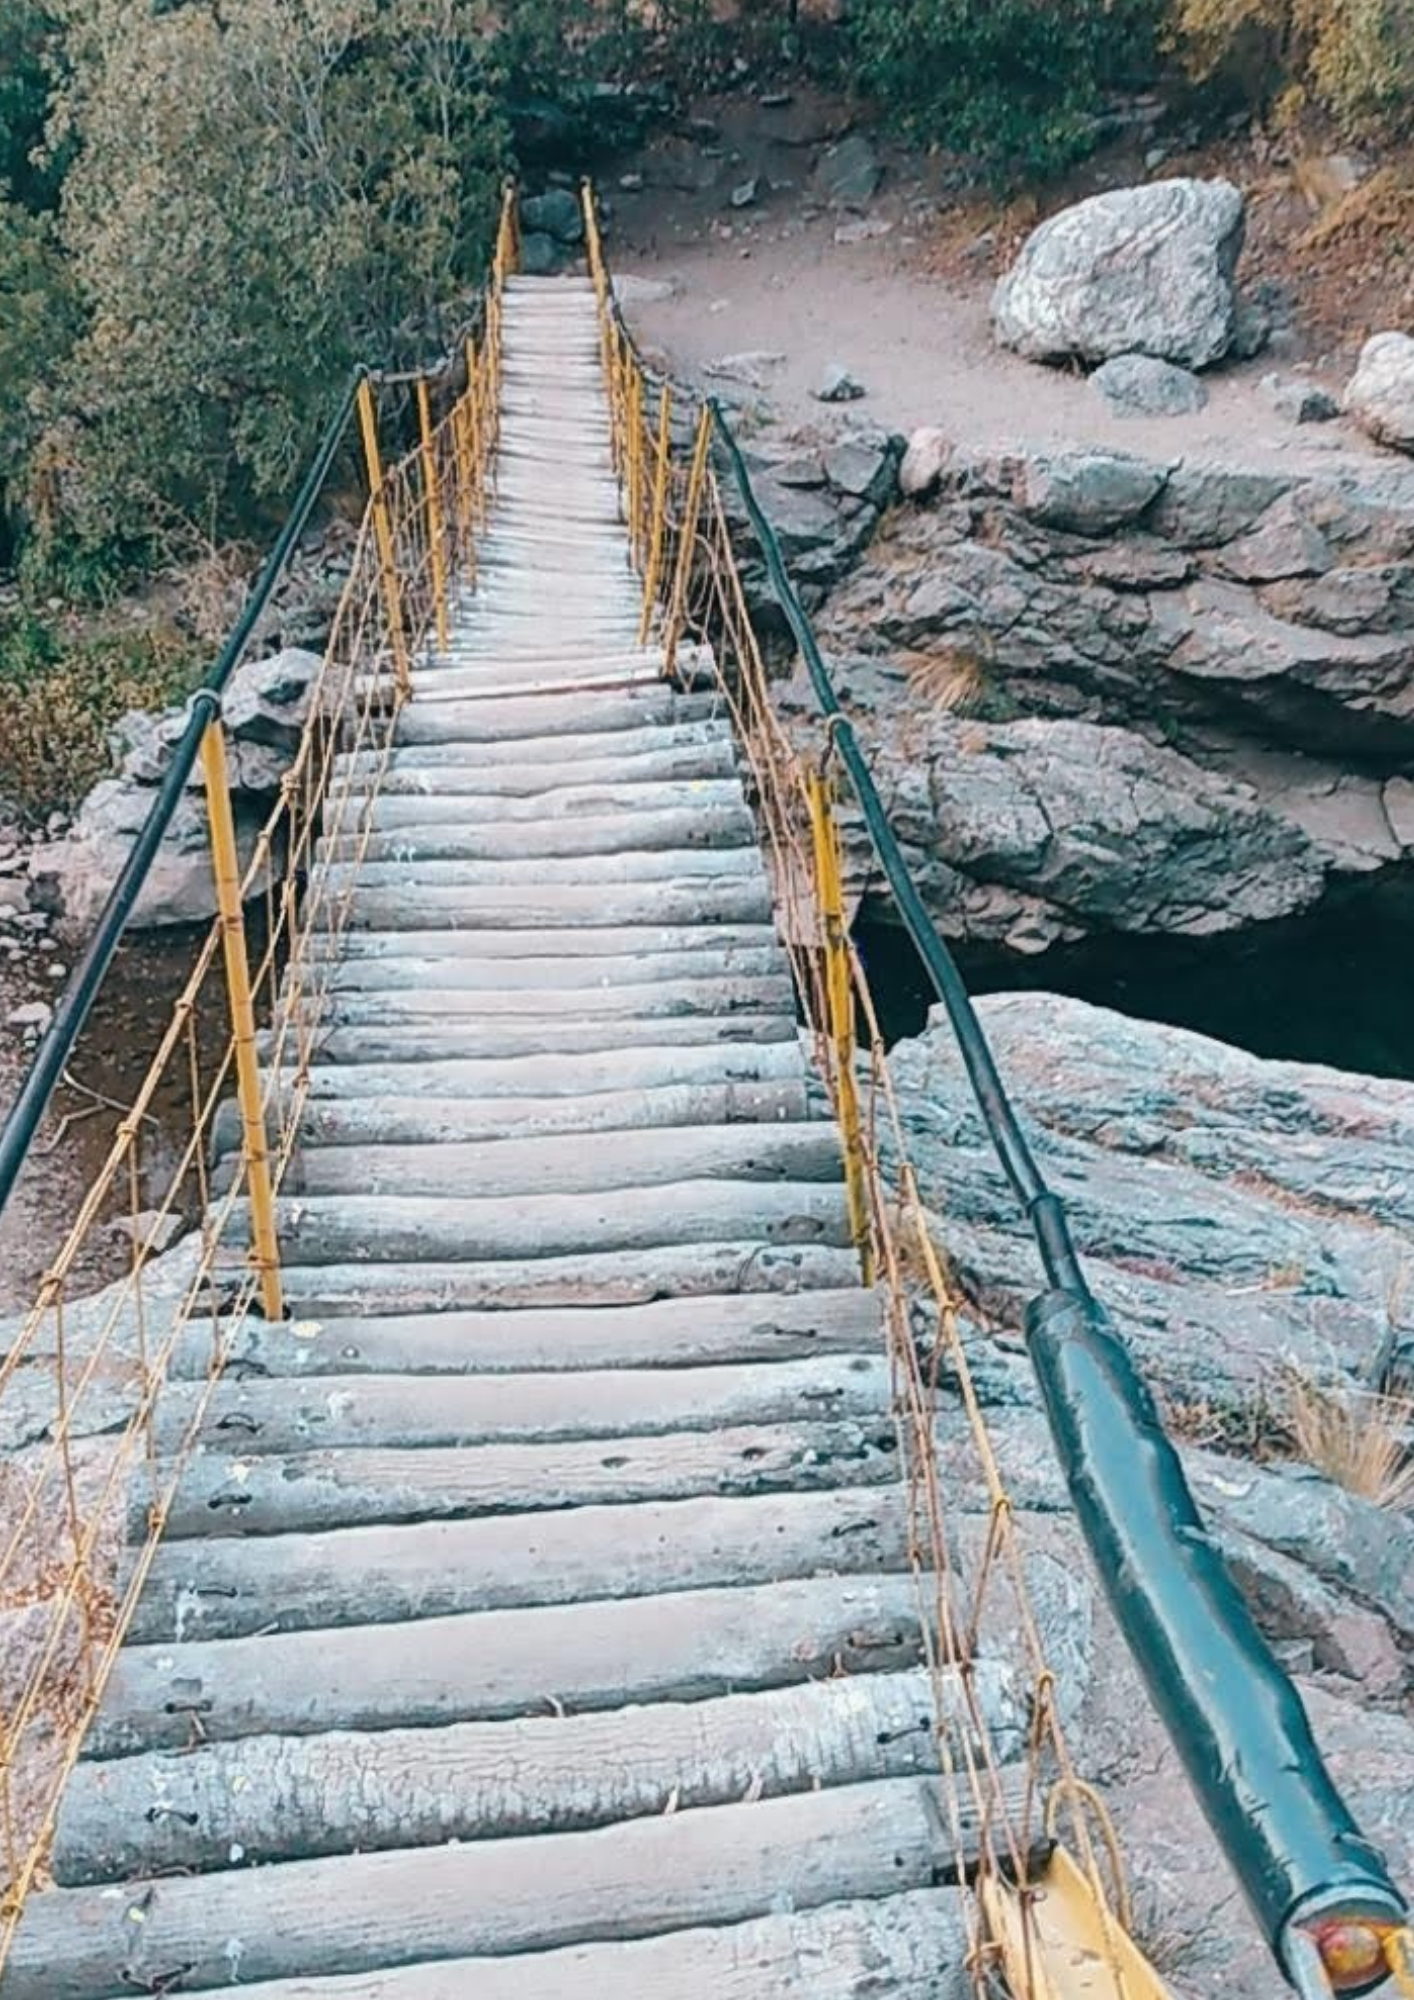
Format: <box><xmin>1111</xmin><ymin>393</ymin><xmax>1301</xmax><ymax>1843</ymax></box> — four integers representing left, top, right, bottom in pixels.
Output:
<box><xmin>200</xmin><ymin>720</ymin><xmax>284</xmax><ymax>1323</ymax></box>
<box><xmin>626</xmin><ymin>366</ymin><xmax>645</xmax><ymax>565</ymax></box>
<box><xmin>663</xmin><ymin>403</ymin><xmax>714</xmax><ymax>678</ymax></box>
<box><xmin>806</xmin><ymin>769</ymin><xmax>873</xmax><ymax>1282</ymax></box>
<box><xmin>416</xmin><ymin>378</ymin><xmax>450</xmax><ymax>658</ymax></box>
<box><xmin>638</xmin><ymin>383</ymin><xmax>674</xmax><ymax>645</ymax></box>
<box><xmin>355</xmin><ymin>378</ymin><xmax>411</xmax><ymax>700</ymax></box>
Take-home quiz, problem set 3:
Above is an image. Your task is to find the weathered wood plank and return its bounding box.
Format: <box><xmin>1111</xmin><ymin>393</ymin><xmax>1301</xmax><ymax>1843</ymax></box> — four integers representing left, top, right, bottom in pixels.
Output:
<box><xmin>275</xmin><ymin>1012</ymin><xmax>795</xmax><ymax>1066</ymax></box>
<box><xmin>150</xmin><ymin>1354</ymin><xmax>889</xmax><ymax>1457</ymax></box>
<box><xmin>274</xmin><ymin>1123</ymin><xmax>839</xmax><ymax>1199</ymax></box>
<box><xmin>286</xmin><ymin>1040</ymin><xmax>805</xmax><ymax>1101</ymax></box>
<box><xmin>269</xmin><ymin>1077</ymin><xmax>810</xmax><ymax>1147</ymax></box>
<box><xmin>219</xmin><ymin>1181</ymin><xmax>849</xmax><ymax>1268</ymax></box>
<box><xmin>165</xmin><ymin>1287</ymin><xmax>884</xmax><ymax>1381</ymax></box>
<box><xmin>124</xmin><ymin>1484</ymin><xmax>911</xmax><ymax>1641</ymax></box>
<box><xmin>319</xmin><ymin>805</ymin><xmax>755</xmax><ymax>863</ymax></box>
<box><xmin>318</xmin><ymin>944</ymin><xmax>786</xmax><ymax>990</ymax></box>
<box><xmin>86</xmin><ymin>1890</ymin><xmax>968</xmax><ymax>2000</ymax></box>
<box><xmin>359</xmin><ymin>778</ymin><xmax>746</xmax><ymax>830</ymax></box>
<box><xmin>132</xmin><ymin>1418</ymin><xmax>899</xmax><ymax>1538</ymax></box>
<box><xmin>57</xmin><ymin>1669</ymin><xmax>953</xmax><ymax>1882</ymax></box>
<box><xmin>302</xmin><ymin>923</ymin><xmax>781</xmax><ymax>963</ymax></box>
<box><xmin>86</xmin><ymin>1571</ymin><xmax>926</xmax><ymax>1755</ymax></box>
<box><xmin>333</xmin><ymin>878</ymin><xmax>773</xmax><ymax>931</ymax></box>
<box><xmin>339</xmin><ymin>744</ymin><xmax>739</xmax><ymax>796</ymax></box>
<box><xmin>319</xmin><ymin>847</ymin><xmax>767</xmax><ymax>891</ymax></box>
<box><xmin>9</xmin><ymin>1776</ymin><xmax>1020</xmax><ymax>1998</ymax></box>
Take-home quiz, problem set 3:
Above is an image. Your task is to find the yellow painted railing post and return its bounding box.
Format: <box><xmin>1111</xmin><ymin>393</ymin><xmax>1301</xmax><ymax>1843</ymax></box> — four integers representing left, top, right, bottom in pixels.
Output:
<box><xmin>200</xmin><ymin>719</ymin><xmax>284</xmax><ymax>1323</ymax></box>
<box><xmin>638</xmin><ymin>382</ymin><xmax>673</xmax><ymax>644</ymax></box>
<box><xmin>626</xmin><ymin>366</ymin><xmax>645</xmax><ymax>565</ymax></box>
<box><xmin>807</xmin><ymin>768</ymin><xmax>873</xmax><ymax>1283</ymax></box>
<box><xmin>664</xmin><ymin>403</ymin><xmax>714</xmax><ymax>678</ymax></box>
<box><xmin>355</xmin><ymin>377</ymin><xmax>411</xmax><ymax>700</ymax></box>
<box><xmin>416</xmin><ymin>377</ymin><xmax>450</xmax><ymax>657</ymax></box>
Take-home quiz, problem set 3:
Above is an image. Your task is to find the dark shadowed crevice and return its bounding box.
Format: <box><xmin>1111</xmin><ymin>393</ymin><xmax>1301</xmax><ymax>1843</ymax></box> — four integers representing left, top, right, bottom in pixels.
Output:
<box><xmin>852</xmin><ymin>885</ymin><xmax>1414</xmax><ymax>1081</ymax></box>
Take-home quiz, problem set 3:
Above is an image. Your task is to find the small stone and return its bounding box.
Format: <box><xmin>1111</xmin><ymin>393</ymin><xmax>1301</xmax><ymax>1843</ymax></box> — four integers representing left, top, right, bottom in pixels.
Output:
<box><xmin>706</xmin><ymin>350</ymin><xmax>786</xmax><ymax>390</ymax></box>
<box><xmin>46</xmin><ymin>962</ymin><xmax>67</xmax><ymax>980</ymax></box>
<box><xmin>7</xmin><ymin>1000</ymin><xmax>53</xmax><ymax>1032</ymax></box>
<box><xmin>900</xmin><ymin>426</ymin><xmax>952</xmax><ymax>499</ymax></box>
<box><xmin>613</xmin><ymin>273</ymin><xmax>677</xmax><ymax>306</ymax></box>
<box><xmin>112</xmin><ymin>1208</ymin><xmax>184</xmax><ymax>1256</ymax></box>
<box><xmin>618</xmin><ymin>171</ymin><xmax>644</xmax><ymax>192</ymax></box>
<box><xmin>813</xmin><ymin>363</ymin><xmax>865</xmax><ymax>404</ymax></box>
<box><xmin>833</xmin><ymin>215</ymin><xmax>893</xmax><ymax>245</ymax></box>
<box><xmin>810</xmin><ymin>133</ymin><xmax>882</xmax><ymax>210</ymax></box>
<box><xmin>760</xmin><ymin>90</ymin><xmax>794</xmax><ymax>109</ymax></box>
<box><xmin>1230</xmin><ymin>293</ymin><xmax>1273</xmax><ymax>361</ymax></box>
<box><xmin>1260</xmin><ymin>373</ymin><xmax>1339</xmax><ymax>425</ymax></box>
<box><xmin>1144</xmin><ymin>144</ymin><xmax>1170</xmax><ymax>170</ymax></box>
<box><xmin>1090</xmin><ymin>353</ymin><xmax>1208</xmax><ymax>418</ymax></box>
<box><xmin>729</xmin><ymin>176</ymin><xmax>760</xmax><ymax>210</ymax></box>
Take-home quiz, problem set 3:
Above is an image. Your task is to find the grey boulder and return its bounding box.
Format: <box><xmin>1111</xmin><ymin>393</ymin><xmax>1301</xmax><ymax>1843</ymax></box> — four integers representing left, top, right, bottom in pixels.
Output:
<box><xmin>993</xmin><ymin>177</ymin><xmax>1246</xmax><ymax>369</ymax></box>
<box><xmin>1345</xmin><ymin>331</ymin><xmax>1414</xmax><ymax>452</ymax></box>
<box><xmin>519</xmin><ymin>188</ymin><xmax>584</xmax><ymax>245</ymax></box>
<box><xmin>810</xmin><ymin>134</ymin><xmax>882</xmax><ymax>210</ymax></box>
<box><xmin>1090</xmin><ymin>352</ymin><xmax>1208</xmax><ymax>417</ymax></box>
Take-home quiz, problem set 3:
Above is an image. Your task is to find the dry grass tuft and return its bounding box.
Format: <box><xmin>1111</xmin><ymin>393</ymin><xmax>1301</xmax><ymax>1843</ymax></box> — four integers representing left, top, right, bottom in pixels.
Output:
<box><xmin>907</xmin><ymin>645</ymin><xmax>989</xmax><ymax>715</ymax></box>
<box><xmin>1286</xmin><ymin>1375</ymin><xmax>1414</xmax><ymax>1510</ymax></box>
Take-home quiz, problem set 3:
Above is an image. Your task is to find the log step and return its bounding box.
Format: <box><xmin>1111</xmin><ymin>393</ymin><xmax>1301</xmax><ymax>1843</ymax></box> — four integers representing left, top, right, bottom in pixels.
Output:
<box><xmin>288</xmin><ymin>1039</ymin><xmax>807</xmax><ymax>1101</ymax></box>
<box><xmin>165</xmin><ymin>1287</ymin><xmax>885</xmax><ymax>1380</ymax></box>
<box><xmin>279</xmin><ymin>1077</ymin><xmax>810</xmax><ymax>1146</ymax></box>
<box><xmin>7</xmin><ymin>1776</ymin><xmax>1021</xmax><ymax>1999</ymax></box>
<box><xmin>318</xmin><ymin>804</ymin><xmax>755</xmax><ymax>862</ymax></box>
<box><xmin>296</xmin><ymin>976</ymin><xmax>794</xmax><ymax>1027</ymax></box>
<box><xmin>55</xmin><ymin>1668</ymin><xmax>952</xmax><ymax>1883</ymax></box>
<box><xmin>259</xmin><ymin>1241</ymin><xmax>864</xmax><ymax>1315</ymax></box>
<box><xmin>86</xmin><ymin>1570</ymin><xmax>927</xmax><ymax>1755</ymax></box>
<box><xmin>123</xmin><ymin>1484</ymin><xmax>911</xmax><ymax>1641</ymax></box>
<box><xmin>8</xmin><ymin>1892</ymin><xmax>972</xmax><ymax>2000</ymax></box>
<box><xmin>275</xmin><ymin>1123</ymin><xmax>838</xmax><ymax>1198</ymax></box>
<box><xmin>152</xmin><ymin>1353</ymin><xmax>889</xmax><ymax>1455</ymax></box>
<box><xmin>301</xmin><ymin>922</ymin><xmax>783</xmax><ymax>963</ymax></box>
<box><xmin>276</xmin><ymin>1012</ymin><xmax>795</xmax><ymax>1066</ymax></box>
<box><xmin>135</xmin><ymin>1417</ymin><xmax>900</xmax><ymax>1537</ymax></box>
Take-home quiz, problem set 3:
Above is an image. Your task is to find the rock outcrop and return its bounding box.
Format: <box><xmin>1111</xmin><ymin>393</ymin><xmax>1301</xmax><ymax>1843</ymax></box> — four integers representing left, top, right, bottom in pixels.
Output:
<box><xmin>29</xmin><ymin>649</ymin><xmax>321</xmax><ymax>936</ymax></box>
<box><xmin>802</xmin><ymin>440</ymin><xmax>1414</xmax><ymax>951</ymax></box>
<box><xmin>992</xmin><ymin>178</ymin><xmax>1246</xmax><ymax>370</ymax></box>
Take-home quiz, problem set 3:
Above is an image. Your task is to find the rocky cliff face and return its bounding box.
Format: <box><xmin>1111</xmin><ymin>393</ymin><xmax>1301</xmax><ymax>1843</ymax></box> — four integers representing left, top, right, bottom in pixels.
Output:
<box><xmin>784</xmin><ymin>441</ymin><xmax>1414</xmax><ymax>958</ymax></box>
<box><xmin>877</xmin><ymin>995</ymin><xmax>1414</xmax><ymax>1997</ymax></box>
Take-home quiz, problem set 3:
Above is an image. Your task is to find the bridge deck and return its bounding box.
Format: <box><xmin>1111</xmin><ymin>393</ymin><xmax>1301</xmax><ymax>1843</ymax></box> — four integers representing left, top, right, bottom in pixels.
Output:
<box><xmin>6</xmin><ymin>280</ymin><xmax>999</xmax><ymax>1998</ymax></box>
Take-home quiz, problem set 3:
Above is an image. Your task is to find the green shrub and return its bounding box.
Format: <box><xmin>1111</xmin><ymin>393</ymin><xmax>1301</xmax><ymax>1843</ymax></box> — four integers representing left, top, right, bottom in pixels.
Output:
<box><xmin>1171</xmin><ymin>0</ymin><xmax>1414</xmax><ymax>138</ymax></box>
<box><xmin>0</xmin><ymin>609</ymin><xmax>197</xmax><ymax>819</ymax></box>
<box><xmin>849</xmin><ymin>0</ymin><xmax>1160</xmax><ymax>178</ymax></box>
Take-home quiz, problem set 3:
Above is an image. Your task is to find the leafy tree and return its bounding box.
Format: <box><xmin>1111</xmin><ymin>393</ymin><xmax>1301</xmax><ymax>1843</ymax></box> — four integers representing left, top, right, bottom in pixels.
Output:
<box><xmin>34</xmin><ymin>0</ymin><xmax>511</xmax><ymax>577</ymax></box>
<box><xmin>0</xmin><ymin>1</ymin><xmax>63</xmax><ymax>211</ymax></box>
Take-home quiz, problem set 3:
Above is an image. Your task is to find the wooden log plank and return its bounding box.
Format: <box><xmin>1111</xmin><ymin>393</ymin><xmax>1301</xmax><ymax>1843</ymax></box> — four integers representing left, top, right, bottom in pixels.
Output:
<box><xmin>86</xmin><ymin>1571</ymin><xmax>925</xmax><ymax>1755</ymax></box>
<box><xmin>301</xmin><ymin>976</ymin><xmax>795</xmax><ymax>1027</ymax></box>
<box><xmin>318</xmin><ymin>944</ymin><xmax>787</xmax><ymax>991</ymax></box>
<box><xmin>165</xmin><ymin>1288</ymin><xmax>884</xmax><ymax>1381</ymax></box>
<box><xmin>318</xmin><ymin>806</ymin><xmax>755</xmax><ymax>863</ymax></box>
<box><xmin>56</xmin><ymin>1669</ymin><xmax>952</xmax><ymax>1883</ymax></box>
<box><xmin>123</xmin><ymin>1484</ymin><xmax>911</xmax><ymax>1641</ymax></box>
<box><xmin>338</xmin><ymin>746</ymin><xmax>739</xmax><ymax>797</ymax></box>
<box><xmin>8</xmin><ymin>1775</ymin><xmax>1015</xmax><ymax>1998</ymax></box>
<box><xmin>302</xmin><ymin>923</ymin><xmax>782</xmax><ymax>963</ymax></box>
<box><xmin>276</xmin><ymin>1013</ymin><xmax>795</xmax><ymax>1066</ymax></box>
<box><xmin>275</xmin><ymin>1078</ymin><xmax>810</xmax><ymax>1147</ymax></box>
<box><xmin>222</xmin><ymin>1181</ymin><xmax>848</xmax><ymax>1269</ymax></box>
<box><xmin>151</xmin><ymin>1353</ymin><xmax>889</xmax><ymax>1456</ymax></box>
<box><xmin>287</xmin><ymin>1040</ymin><xmax>805</xmax><ymax>1101</ymax></box>
<box><xmin>360</xmin><ymin>779</ymin><xmax>747</xmax><ymax>830</ymax></box>
<box><xmin>260</xmin><ymin>1242</ymin><xmax>862</xmax><ymax>1315</ymax></box>
<box><xmin>334</xmin><ymin>879</ymin><xmax>773</xmax><ymax>931</ymax></box>
<box><xmin>74</xmin><ymin>1889</ymin><xmax>969</xmax><ymax>2000</ymax></box>
<box><xmin>134</xmin><ymin>1418</ymin><xmax>900</xmax><ymax>1538</ymax></box>
<box><xmin>382</xmin><ymin>705</ymin><xmax>723</xmax><ymax>754</ymax></box>
<box><xmin>277</xmin><ymin>1123</ymin><xmax>840</xmax><ymax>1199</ymax></box>
<box><xmin>319</xmin><ymin>847</ymin><xmax>767</xmax><ymax>891</ymax></box>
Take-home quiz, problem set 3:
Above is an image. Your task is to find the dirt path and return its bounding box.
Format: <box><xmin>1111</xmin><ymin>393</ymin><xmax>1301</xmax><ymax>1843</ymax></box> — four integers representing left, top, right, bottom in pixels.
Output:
<box><xmin>607</xmin><ymin>101</ymin><xmax>1391</xmax><ymax>476</ymax></box>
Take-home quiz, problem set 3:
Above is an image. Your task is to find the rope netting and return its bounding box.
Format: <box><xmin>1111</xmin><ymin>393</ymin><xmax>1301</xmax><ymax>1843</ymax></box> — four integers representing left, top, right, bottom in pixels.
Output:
<box><xmin>0</xmin><ymin>197</ymin><xmax>515</xmax><ymax>1969</ymax></box>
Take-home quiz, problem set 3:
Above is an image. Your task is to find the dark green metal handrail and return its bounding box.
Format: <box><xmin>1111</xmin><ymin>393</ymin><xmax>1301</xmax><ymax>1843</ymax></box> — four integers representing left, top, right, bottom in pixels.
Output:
<box><xmin>709</xmin><ymin>401</ymin><xmax>1408</xmax><ymax>1997</ymax></box>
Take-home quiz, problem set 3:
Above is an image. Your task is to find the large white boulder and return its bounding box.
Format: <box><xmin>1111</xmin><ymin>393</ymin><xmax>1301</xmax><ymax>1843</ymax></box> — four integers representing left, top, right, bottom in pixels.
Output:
<box><xmin>993</xmin><ymin>178</ymin><xmax>1246</xmax><ymax>370</ymax></box>
<box><xmin>1345</xmin><ymin>331</ymin><xmax>1414</xmax><ymax>452</ymax></box>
